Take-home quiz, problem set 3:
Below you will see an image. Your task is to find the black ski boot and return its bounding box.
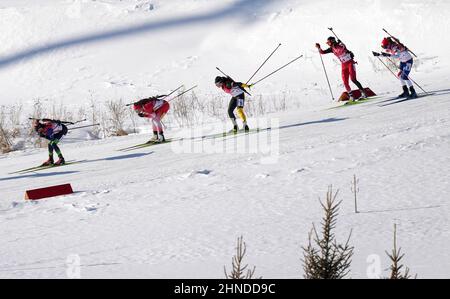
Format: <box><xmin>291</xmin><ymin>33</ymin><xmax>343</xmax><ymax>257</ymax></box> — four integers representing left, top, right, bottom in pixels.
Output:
<box><xmin>409</xmin><ymin>86</ymin><xmax>418</xmax><ymax>99</ymax></box>
<box><xmin>243</xmin><ymin>122</ymin><xmax>250</xmax><ymax>132</ymax></box>
<box><xmin>398</xmin><ymin>86</ymin><xmax>410</xmax><ymax>98</ymax></box>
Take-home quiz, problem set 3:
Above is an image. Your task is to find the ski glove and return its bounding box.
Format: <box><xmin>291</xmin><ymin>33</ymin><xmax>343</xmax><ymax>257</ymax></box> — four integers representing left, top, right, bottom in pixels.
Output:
<box><xmin>138</xmin><ymin>112</ymin><xmax>146</xmax><ymax>118</ymax></box>
<box><xmin>315</xmin><ymin>43</ymin><xmax>321</xmax><ymax>49</ymax></box>
<box><xmin>241</xmin><ymin>83</ymin><xmax>252</xmax><ymax>89</ymax></box>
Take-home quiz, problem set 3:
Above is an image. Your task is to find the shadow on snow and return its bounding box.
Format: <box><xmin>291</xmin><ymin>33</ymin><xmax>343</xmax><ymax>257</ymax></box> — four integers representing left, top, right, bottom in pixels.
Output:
<box><xmin>0</xmin><ymin>0</ymin><xmax>273</xmax><ymax>69</ymax></box>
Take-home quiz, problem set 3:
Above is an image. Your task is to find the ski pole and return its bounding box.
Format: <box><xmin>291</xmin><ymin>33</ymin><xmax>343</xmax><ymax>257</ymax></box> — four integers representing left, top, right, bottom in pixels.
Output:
<box><xmin>375</xmin><ymin>54</ymin><xmax>429</xmax><ymax>95</ymax></box>
<box><xmin>385</xmin><ymin>56</ymin><xmax>429</xmax><ymax>94</ymax></box>
<box><xmin>125</xmin><ymin>85</ymin><xmax>184</xmax><ymax>106</ymax></box>
<box><xmin>161</xmin><ymin>85</ymin><xmax>184</xmax><ymax>101</ymax></box>
<box><xmin>126</xmin><ymin>97</ymin><xmax>159</xmax><ymax>107</ymax></box>
<box><xmin>407</xmin><ymin>77</ymin><xmax>428</xmax><ymax>95</ymax></box>
<box><xmin>168</xmin><ymin>85</ymin><xmax>198</xmax><ymax>102</ymax></box>
<box><xmin>28</xmin><ymin>117</ymin><xmax>86</xmax><ymax>125</ymax></box>
<box><xmin>216</xmin><ymin>67</ymin><xmax>252</xmax><ymax>96</ymax></box>
<box><xmin>250</xmin><ymin>54</ymin><xmax>303</xmax><ymax>87</ymax></box>
<box><xmin>216</xmin><ymin>67</ymin><xmax>232</xmax><ymax>80</ymax></box>
<box><xmin>382</xmin><ymin>28</ymin><xmax>418</xmax><ymax>58</ymax></box>
<box><xmin>67</xmin><ymin>119</ymin><xmax>87</xmax><ymax>125</ymax></box>
<box><xmin>246</xmin><ymin>43</ymin><xmax>282</xmax><ymax>85</ymax></box>
<box><xmin>374</xmin><ymin>55</ymin><xmax>399</xmax><ymax>79</ymax></box>
<box><xmin>318</xmin><ymin>49</ymin><xmax>335</xmax><ymax>101</ymax></box>
<box><xmin>68</xmin><ymin>123</ymin><xmax>100</xmax><ymax>131</ymax></box>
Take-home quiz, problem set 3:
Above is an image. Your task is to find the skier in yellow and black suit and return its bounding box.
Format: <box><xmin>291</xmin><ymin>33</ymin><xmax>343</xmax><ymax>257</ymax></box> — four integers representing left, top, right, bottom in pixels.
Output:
<box><xmin>215</xmin><ymin>76</ymin><xmax>251</xmax><ymax>133</ymax></box>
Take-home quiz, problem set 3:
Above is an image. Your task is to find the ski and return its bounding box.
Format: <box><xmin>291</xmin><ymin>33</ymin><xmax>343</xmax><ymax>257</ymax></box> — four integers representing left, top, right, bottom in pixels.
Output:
<box><xmin>378</xmin><ymin>93</ymin><xmax>435</xmax><ymax>107</ymax></box>
<box><xmin>9</xmin><ymin>165</ymin><xmax>48</xmax><ymax>174</ymax></box>
<box><xmin>344</xmin><ymin>98</ymin><xmax>372</xmax><ymax>106</ymax></box>
<box><xmin>378</xmin><ymin>95</ymin><xmax>408</xmax><ymax>103</ymax></box>
<box><xmin>118</xmin><ymin>139</ymin><xmax>175</xmax><ymax>152</ymax></box>
<box><xmin>329</xmin><ymin>96</ymin><xmax>382</xmax><ymax>109</ymax></box>
<box><xmin>118</xmin><ymin>128</ymin><xmax>266</xmax><ymax>152</ymax></box>
<box><xmin>10</xmin><ymin>160</ymin><xmax>82</xmax><ymax>175</ymax></box>
<box><xmin>201</xmin><ymin>128</ymin><xmax>263</xmax><ymax>140</ymax></box>
<box><xmin>379</xmin><ymin>93</ymin><xmax>420</xmax><ymax>103</ymax></box>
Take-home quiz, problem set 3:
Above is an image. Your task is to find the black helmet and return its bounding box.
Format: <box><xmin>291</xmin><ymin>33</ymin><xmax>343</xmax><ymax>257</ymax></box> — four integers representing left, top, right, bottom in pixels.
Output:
<box><xmin>215</xmin><ymin>76</ymin><xmax>225</xmax><ymax>84</ymax></box>
<box><xmin>327</xmin><ymin>36</ymin><xmax>336</xmax><ymax>43</ymax></box>
<box><xmin>33</xmin><ymin>121</ymin><xmax>44</xmax><ymax>132</ymax></box>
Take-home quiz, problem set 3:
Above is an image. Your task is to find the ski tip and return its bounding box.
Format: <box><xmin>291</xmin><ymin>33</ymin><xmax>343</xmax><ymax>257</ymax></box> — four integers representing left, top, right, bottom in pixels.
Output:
<box><xmin>9</xmin><ymin>160</ymin><xmax>81</xmax><ymax>175</ymax></box>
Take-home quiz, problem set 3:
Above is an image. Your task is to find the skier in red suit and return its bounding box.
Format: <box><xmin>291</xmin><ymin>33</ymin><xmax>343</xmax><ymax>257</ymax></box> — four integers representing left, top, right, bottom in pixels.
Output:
<box><xmin>316</xmin><ymin>36</ymin><xmax>367</xmax><ymax>101</ymax></box>
<box><xmin>133</xmin><ymin>95</ymin><xmax>170</xmax><ymax>143</ymax></box>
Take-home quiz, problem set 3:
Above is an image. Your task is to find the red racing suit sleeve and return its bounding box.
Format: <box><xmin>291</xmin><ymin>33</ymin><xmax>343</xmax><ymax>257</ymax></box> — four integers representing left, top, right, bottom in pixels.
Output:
<box><xmin>319</xmin><ymin>48</ymin><xmax>333</xmax><ymax>55</ymax></box>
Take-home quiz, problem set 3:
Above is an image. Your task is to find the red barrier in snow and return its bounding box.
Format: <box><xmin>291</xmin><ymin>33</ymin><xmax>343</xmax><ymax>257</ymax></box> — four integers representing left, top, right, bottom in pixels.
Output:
<box><xmin>25</xmin><ymin>184</ymin><xmax>73</xmax><ymax>200</ymax></box>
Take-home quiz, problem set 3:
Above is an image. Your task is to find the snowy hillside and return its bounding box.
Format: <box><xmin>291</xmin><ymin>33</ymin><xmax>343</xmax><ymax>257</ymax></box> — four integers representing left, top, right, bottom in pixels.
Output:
<box><xmin>1</xmin><ymin>0</ymin><xmax>449</xmax><ymax>107</ymax></box>
<box><xmin>0</xmin><ymin>0</ymin><xmax>449</xmax><ymax>279</ymax></box>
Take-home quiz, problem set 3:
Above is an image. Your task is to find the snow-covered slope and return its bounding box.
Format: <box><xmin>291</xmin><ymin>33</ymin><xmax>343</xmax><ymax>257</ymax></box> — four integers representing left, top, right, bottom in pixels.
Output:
<box><xmin>1</xmin><ymin>91</ymin><xmax>449</xmax><ymax>278</ymax></box>
<box><xmin>1</xmin><ymin>0</ymin><xmax>449</xmax><ymax>107</ymax></box>
<box><xmin>0</xmin><ymin>0</ymin><xmax>449</xmax><ymax>278</ymax></box>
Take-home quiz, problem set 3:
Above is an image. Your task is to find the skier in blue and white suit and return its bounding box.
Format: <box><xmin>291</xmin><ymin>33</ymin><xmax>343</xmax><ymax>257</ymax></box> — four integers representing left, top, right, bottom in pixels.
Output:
<box><xmin>373</xmin><ymin>37</ymin><xmax>417</xmax><ymax>99</ymax></box>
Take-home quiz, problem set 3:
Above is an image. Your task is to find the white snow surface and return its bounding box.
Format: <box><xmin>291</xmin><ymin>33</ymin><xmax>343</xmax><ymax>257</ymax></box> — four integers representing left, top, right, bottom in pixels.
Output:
<box><xmin>0</xmin><ymin>0</ymin><xmax>450</xmax><ymax>278</ymax></box>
